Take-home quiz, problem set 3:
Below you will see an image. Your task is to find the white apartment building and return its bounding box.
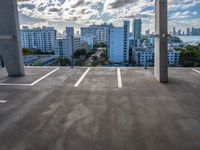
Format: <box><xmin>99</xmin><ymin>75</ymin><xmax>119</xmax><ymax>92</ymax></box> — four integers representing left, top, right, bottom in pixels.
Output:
<box><xmin>109</xmin><ymin>27</ymin><xmax>124</xmax><ymax>63</ymax></box>
<box><xmin>133</xmin><ymin>48</ymin><xmax>181</xmax><ymax>66</ymax></box>
<box><xmin>55</xmin><ymin>37</ymin><xmax>80</xmax><ymax>60</ymax></box>
<box><xmin>109</xmin><ymin>21</ymin><xmax>130</xmax><ymax>64</ymax></box>
<box><xmin>81</xmin><ymin>23</ymin><xmax>113</xmax><ymax>44</ymax></box>
<box><xmin>55</xmin><ymin>27</ymin><xmax>81</xmax><ymax>60</ymax></box>
<box><xmin>74</xmin><ymin>36</ymin><xmax>81</xmax><ymax>51</ymax></box>
<box><xmin>65</xmin><ymin>27</ymin><xmax>81</xmax><ymax>52</ymax></box>
<box><xmin>66</xmin><ymin>27</ymin><xmax>74</xmax><ymax>57</ymax></box>
<box><xmin>55</xmin><ymin>39</ymin><xmax>72</xmax><ymax>60</ymax></box>
<box><xmin>133</xmin><ymin>48</ymin><xmax>154</xmax><ymax>66</ymax></box>
<box><xmin>168</xmin><ymin>49</ymin><xmax>181</xmax><ymax>65</ymax></box>
<box><xmin>21</xmin><ymin>26</ymin><xmax>56</xmax><ymax>53</ymax></box>
<box><xmin>81</xmin><ymin>34</ymin><xmax>95</xmax><ymax>51</ymax></box>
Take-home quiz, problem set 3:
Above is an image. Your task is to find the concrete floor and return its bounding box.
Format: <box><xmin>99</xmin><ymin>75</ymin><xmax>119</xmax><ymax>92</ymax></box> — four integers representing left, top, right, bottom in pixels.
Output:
<box><xmin>0</xmin><ymin>67</ymin><xmax>200</xmax><ymax>150</ymax></box>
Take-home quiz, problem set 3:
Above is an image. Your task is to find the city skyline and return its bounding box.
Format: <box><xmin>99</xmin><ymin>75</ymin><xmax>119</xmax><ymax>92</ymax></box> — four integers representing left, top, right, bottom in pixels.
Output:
<box><xmin>173</xmin><ymin>26</ymin><xmax>200</xmax><ymax>36</ymax></box>
<box><xmin>17</xmin><ymin>0</ymin><xmax>200</xmax><ymax>33</ymax></box>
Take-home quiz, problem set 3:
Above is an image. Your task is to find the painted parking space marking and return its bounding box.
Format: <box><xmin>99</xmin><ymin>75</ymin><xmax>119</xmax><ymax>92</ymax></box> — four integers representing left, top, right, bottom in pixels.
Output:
<box><xmin>0</xmin><ymin>83</ymin><xmax>32</xmax><ymax>86</ymax></box>
<box><xmin>0</xmin><ymin>67</ymin><xmax>60</xmax><ymax>86</ymax></box>
<box><xmin>192</xmin><ymin>69</ymin><xmax>200</xmax><ymax>74</ymax></box>
<box><xmin>117</xmin><ymin>68</ymin><xmax>122</xmax><ymax>88</ymax></box>
<box><xmin>74</xmin><ymin>68</ymin><xmax>90</xmax><ymax>87</ymax></box>
<box><xmin>30</xmin><ymin>67</ymin><xmax>60</xmax><ymax>86</ymax></box>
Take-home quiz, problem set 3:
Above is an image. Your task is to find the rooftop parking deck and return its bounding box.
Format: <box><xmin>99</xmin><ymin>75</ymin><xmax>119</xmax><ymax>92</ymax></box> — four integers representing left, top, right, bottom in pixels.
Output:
<box><xmin>0</xmin><ymin>67</ymin><xmax>200</xmax><ymax>150</ymax></box>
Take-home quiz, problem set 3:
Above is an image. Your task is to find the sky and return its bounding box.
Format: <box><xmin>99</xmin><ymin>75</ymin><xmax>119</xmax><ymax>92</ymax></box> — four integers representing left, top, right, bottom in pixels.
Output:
<box><xmin>17</xmin><ymin>0</ymin><xmax>200</xmax><ymax>33</ymax></box>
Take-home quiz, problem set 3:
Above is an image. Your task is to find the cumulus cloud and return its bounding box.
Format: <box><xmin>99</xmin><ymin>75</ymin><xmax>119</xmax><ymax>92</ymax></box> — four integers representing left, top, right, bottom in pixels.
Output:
<box><xmin>104</xmin><ymin>0</ymin><xmax>139</xmax><ymax>9</ymax></box>
<box><xmin>17</xmin><ymin>0</ymin><xmax>200</xmax><ymax>32</ymax></box>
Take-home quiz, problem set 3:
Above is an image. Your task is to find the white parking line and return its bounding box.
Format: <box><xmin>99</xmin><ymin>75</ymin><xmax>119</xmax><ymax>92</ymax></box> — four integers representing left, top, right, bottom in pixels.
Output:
<box><xmin>192</xmin><ymin>69</ymin><xmax>200</xmax><ymax>74</ymax></box>
<box><xmin>74</xmin><ymin>68</ymin><xmax>90</xmax><ymax>87</ymax></box>
<box><xmin>25</xmin><ymin>66</ymin><xmax>58</xmax><ymax>69</ymax></box>
<box><xmin>0</xmin><ymin>83</ymin><xmax>32</xmax><ymax>86</ymax></box>
<box><xmin>0</xmin><ymin>100</ymin><xmax>7</xmax><ymax>103</ymax></box>
<box><xmin>0</xmin><ymin>67</ymin><xmax>60</xmax><ymax>86</ymax></box>
<box><xmin>117</xmin><ymin>68</ymin><xmax>122</xmax><ymax>88</ymax></box>
<box><xmin>30</xmin><ymin>67</ymin><xmax>60</xmax><ymax>86</ymax></box>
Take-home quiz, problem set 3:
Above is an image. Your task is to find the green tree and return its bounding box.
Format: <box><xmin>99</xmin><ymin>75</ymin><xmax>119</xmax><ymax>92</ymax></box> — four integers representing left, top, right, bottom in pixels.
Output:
<box><xmin>92</xmin><ymin>55</ymin><xmax>98</xmax><ymax>61</ymax></box>
<box><xmin>179</xmin><ymin>45</ymin><xmax>200</xmax><ymax>67</ymax></box>
<box><xmin>32</xmin><ymin>61</ymin><xmax>42</xmax><ymax>66</ymax></box>
<box><xmin>94</xmin><ymin>42</ymin><xmax>108</xmax><ymax>49</ymax></box>
<box><xmin>58</xmin><ymin>57</ymin><xmax>71</xmax><ymax>66</ymax></box>
<box><xmin>91</xmin><ymin>60</ymin><xmax>99</xmax><ymax>66</ymax></box>
<box><xmin>22</xmin><ymin>48</ymin><xmax>53</xmax><ymax>56</ymax></box>
<box><xmin>74</xmin><ymin>48</ymin><xmax>87</xmax><ymax>58</ymax></box>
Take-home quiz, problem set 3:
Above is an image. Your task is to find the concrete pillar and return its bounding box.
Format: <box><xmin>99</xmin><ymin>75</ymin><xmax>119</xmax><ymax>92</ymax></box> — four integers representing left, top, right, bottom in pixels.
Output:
<box><xmin>154</xmin><ymin>0</ymin><xmax>168</xmax><ymax>82</ymax></box>
<box><xmin>0</xmin><ymin>0</ymin><xmax>25</xmax><ymax>76</ymax></box>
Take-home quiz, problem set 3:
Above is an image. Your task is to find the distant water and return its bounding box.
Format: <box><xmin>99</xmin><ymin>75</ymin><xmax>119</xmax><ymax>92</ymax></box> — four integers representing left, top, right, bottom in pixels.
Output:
<box><xmin>177</xmin><ymin>36</ymin><xmax>200</xmax><ymax>43</ymax></box>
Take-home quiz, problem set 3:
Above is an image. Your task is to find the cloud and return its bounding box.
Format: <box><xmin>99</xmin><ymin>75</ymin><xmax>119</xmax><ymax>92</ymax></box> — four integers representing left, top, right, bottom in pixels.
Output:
<box><xmin>48</xmin><ymin>7</ymin><xmax>62</xmax><ymax>12</ymax></box>
<box><xmin>170</xmin><ymin>10</ymin><xmax>199</xmax><ymax>19</ymax></box>
<box><xmin>105</xmin><ymin>0</ymin><xmax>139</xmax><ymax>9</ymax></box>
<box><xmin>17</xmin><ymin>0</ymin><xmax>200</xmax><ymax>32</ymax></box>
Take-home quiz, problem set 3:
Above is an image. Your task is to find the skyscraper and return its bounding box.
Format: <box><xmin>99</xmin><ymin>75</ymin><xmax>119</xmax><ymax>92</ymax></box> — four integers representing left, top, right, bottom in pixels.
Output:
<box><xmin>187</xmin><ymin>28</ymin><xmax>190</xmax><ymax>35</ymax></box>
<box><xmin>191</xmin><ymin>27</ymin><xmax>195</xmax><ymax>35</ymax></box>
<box><xmin>109</xmin><ymin>21</ymin><xmax>130</xmax><ymax>64</ymax></box>
<box><xmin>133</xmin><ymin>18</ymin><xmax>142</xmax><ymax>47</ymax></box>
<box><xmin>109</xmin><ymin>27</ymin><xmax>124</xmax><ymax>63</ymax></box>
<box><xmin>173</xmin><ymin>27</ymin><xmax>176</xmax><ymax>36</ymax></box>
<box><xmin>54</xmin><ymin>27</ymin><xmax>74</xmax><ymax>60</ymax></box>
<box><xmin>55</xmin><ymin>39</ymin><xmax>70</xmax><ymax>59</ymax></box>
<box><xmin>178</xmin><ymin>30</ymin><xmax>181</xmax><ymax>36</ymax></box>
<box><xmin>74</xmin><ymin>36</ymin><xmax>81</xmax><ymax>51</ymax></box>
<box><xmin>66</xmin><ymin>27</ymin><xmax>74</xmax><ymax>37</ymax></box>
<box><xmin>123</xmin><ymin>21</ymin><xmax>130</xmax><ymax>63</ymax></box>
<box><xmin>66</xmin><ymin>27</ymin><xmax>74</xmax><ymax>61</ymax></box>
<box><xmin>133</xmin><ymin>19</ymin><xmax>142</xmax><ymax>39</ymax></box>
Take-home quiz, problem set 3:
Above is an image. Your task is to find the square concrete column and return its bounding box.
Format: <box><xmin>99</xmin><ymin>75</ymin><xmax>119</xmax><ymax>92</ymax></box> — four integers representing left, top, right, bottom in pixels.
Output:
<box><xmin>0</xmin><ymin>0</ymin><xmax>25</xmax><ymax>76</ymax></box>
<box><xmin>154</xmin><ymin>0</ymin><xmax>168</xmax><ymax>82</ymax></box>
